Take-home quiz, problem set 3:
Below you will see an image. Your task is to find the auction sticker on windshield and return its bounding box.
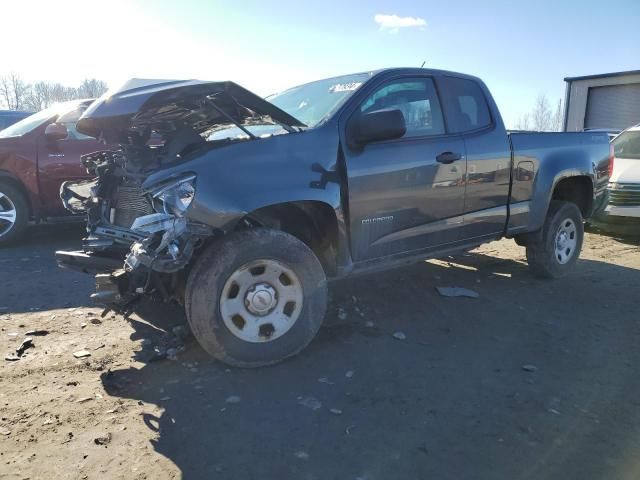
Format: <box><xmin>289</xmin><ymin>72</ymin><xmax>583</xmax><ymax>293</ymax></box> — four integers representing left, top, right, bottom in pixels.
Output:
<box><xmin>329</xmin><ymin>82</ymin><xmax>363</xmax><ymax>93</ymax></box>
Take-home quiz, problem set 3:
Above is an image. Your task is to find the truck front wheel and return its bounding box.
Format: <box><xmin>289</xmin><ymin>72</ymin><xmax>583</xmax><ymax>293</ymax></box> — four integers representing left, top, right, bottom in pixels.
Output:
<box><xmin>526</xmin><ymin>201</ymin><xmax>584</xmax><ymax>278</ymax></box>
<box><xmin>185</xmin><ymin>228</ymin><xmax>328</xmax><ymax>367</ymax></box>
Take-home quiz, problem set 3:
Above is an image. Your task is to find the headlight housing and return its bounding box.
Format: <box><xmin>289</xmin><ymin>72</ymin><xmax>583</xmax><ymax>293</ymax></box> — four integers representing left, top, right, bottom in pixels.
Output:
<box><xmin>150</xmin><ymin>174</ymin><xmax>196</xmax><ymax>216</ymax></box>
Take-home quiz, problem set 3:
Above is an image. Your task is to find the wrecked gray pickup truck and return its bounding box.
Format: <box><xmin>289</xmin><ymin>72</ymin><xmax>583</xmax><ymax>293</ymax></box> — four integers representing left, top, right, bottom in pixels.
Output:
<box><xmin>57</xmin><ymin>69</ymin><xmax>611</xmax><ymax>367</ymax></box>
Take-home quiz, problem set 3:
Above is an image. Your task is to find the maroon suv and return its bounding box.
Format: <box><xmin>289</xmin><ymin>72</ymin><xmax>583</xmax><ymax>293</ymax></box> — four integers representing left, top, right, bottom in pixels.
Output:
<box><xmin>0</xmin><ymin>100</ymin><xmax>100</xmax><ymax>244</ymax></box>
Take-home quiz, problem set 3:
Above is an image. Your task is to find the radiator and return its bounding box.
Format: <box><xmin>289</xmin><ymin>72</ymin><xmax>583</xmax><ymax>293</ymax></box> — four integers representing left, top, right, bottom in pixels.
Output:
<box><xmin>112</xmin><ymin>181</ymin><xmax>154</xmax><ymax>228</ymax></box>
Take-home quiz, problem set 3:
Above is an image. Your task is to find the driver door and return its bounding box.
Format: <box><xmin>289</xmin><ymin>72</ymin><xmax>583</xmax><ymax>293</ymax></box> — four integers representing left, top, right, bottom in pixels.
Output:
<box><xmin>37</xmin><ymin>105</ymin><xmax>101</xmax><ymax>216</ymax></box>
<box><xmin>342</xmin><ymin>76</ymin><xmax>467</xmax><ymax>261</ymax></box>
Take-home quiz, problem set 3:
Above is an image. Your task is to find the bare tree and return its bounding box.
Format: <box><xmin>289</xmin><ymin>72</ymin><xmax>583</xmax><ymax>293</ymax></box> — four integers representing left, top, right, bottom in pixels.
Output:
<box><xmin>77</xmin><ymin>78</ymin><xmax>108</xmax><ymax>99</ymax></box>
<box><xmin>531</xmin><ymin>94</ymin><xmax>554</xmax><ymax>131</ymax></box>
<box><xmin>0</xmin><ymin>73</ymin><xmax>30</xmax><ymax>110</ymax></box>
<box><xmin>25</xmin><ymin>81</ymin><xmax>54</xmax><ymax>111</ymax></box>
<box><xmin>552</xmin><ymin>98</ymin><xmax>563</xmax><ymax>132</ymax></box>
<box><xmin>514</xmin><ymin>113</ymin><xmax>532</xmax><ymax>131</ymax></box>
<box><xmin>514</xmin><ymin>94</ymin><xmax>564</xmax><ymax>132</ymax></box>
<box><xmin>2</xmin><ymin>75</ymin><xmax>110</xmax><ymax>111</ymax></box>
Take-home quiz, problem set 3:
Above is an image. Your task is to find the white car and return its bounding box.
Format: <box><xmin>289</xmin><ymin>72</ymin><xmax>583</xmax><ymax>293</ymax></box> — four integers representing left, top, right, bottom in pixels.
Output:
<box><xmin>604</xmin><ymin>124</ymin><xmax>640</xmax><ymax>221</ymax></box>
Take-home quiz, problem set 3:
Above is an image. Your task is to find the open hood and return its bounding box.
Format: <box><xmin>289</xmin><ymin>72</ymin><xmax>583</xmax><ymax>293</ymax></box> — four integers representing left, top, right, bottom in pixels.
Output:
<box><xmin>76</xmin><ymin>78</ymin><xmax>305</xmax><ymax>142</ymax></box>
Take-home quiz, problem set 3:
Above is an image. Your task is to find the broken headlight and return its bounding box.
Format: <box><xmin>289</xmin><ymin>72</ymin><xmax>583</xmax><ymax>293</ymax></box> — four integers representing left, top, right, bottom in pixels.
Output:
<box><xmin>151</xmin><ymin>175</ymin><xmax>196</xmax><ymax>216</ymax></box>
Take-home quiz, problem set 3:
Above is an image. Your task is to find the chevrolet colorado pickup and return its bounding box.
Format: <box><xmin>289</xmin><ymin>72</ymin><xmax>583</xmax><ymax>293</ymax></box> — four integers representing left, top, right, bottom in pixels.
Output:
<box><xmin>56</xmin><ymin>69</ymin><xmax>611</xmax><ymax>367</ymax></box>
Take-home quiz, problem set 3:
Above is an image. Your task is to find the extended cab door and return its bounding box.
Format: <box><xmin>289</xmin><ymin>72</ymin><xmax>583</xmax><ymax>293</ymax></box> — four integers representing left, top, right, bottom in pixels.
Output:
<box><xmin>436</xmin><ymin>76</ymin><xmax>512</xmax><ymax>239</ymax></box>
<box><xmin>341</xmin><ymin>75</ymin><xmax>467</xmax><ymax>261</ymax></box>
<box><xmin>37</xmin><ymin>105</ymin><xmax>101</xmax><ymax>216</ymax></box>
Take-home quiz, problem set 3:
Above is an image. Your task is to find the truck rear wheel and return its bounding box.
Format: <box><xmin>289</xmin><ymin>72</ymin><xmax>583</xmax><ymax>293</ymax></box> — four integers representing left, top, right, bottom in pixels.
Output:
<box><xmin>526</xmin><ymin>201</ymin><xmax>584</xmax><ymax>278</ymax></box>
<box><xmin>0</xmin><ymin>180</ymin><xmax>28</xmax><ymax>246</ymax></box>
<box><xmin>185</xmin><ymin>228</ymin><xmax>328</xmax><ymax>367</ymax></box>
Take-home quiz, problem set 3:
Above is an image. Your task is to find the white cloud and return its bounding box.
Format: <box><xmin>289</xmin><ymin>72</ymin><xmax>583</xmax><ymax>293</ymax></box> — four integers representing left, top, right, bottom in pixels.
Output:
<box><xmin>374</xmin><ymin>13</ymin><xmax>426</xmax><ymax>32</ymax></box>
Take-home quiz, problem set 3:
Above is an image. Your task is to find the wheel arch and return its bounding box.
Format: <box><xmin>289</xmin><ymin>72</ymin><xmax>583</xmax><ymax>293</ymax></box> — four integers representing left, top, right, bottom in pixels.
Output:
<box><xmin>239</xmin><ymin>200</ymin><xmax>342</xmax><ymax>277</ymax></box>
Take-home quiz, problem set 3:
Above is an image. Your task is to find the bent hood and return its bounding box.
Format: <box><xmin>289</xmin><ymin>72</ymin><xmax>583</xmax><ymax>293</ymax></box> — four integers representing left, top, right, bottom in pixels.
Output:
<box><xmin>77</xmin><ymin>78</ymin><xmax>305</xmax><ymax>141</ymax></box>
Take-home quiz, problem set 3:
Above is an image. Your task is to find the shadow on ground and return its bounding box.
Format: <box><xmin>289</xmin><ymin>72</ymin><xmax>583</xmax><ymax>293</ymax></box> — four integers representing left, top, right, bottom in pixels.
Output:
<box><xmin>0</xmin><ymin>223</ymin><xmax>94</xmax><ymax>313</ymax></box>
<box><xmin>101</xmin><ymin>251</ymin><xmax>640</xmax><ymax>480</ymax></box>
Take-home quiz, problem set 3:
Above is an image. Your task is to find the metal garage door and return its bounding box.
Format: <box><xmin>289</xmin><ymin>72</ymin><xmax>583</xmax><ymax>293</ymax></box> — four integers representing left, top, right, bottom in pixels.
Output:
<box><xmin>585</xmin><ymin>83</ymin><xmax>640</xmax><ymax>131</ymax></box>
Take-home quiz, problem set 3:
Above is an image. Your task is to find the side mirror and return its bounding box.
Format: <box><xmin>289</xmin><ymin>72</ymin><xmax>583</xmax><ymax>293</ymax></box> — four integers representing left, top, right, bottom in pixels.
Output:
<box><xmin>348</xmin><ymin>109</ymin><xmax>406</xmax><ymax>148</ymax></box>
<box><xmin>44</xmin><ymin>123</ymin><xmax>68</xmax><ymax>141</ymax></box>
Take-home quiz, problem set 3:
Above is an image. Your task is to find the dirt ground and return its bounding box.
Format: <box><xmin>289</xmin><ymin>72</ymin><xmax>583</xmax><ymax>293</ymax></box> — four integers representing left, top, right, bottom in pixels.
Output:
<box><xmin>1</xmin><ymin>224</ymin><xmax>639</xmax><ymax>480</ymax></box>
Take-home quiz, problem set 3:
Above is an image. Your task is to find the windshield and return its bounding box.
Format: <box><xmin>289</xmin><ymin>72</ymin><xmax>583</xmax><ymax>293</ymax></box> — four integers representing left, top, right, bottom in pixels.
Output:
<box><xmin>267</xmin><ymin>72</ymin><xmax>373</xmax><ymax>128</ymax></box>
<box><xmin>0</xmin><ymin>101</ymin><xmax>83</xmax><ymax>138</ymax></box>
<box><xmin>613</xmin><ymin>130</ymin><xmax>640</xmax><ymax>160</ymax></box>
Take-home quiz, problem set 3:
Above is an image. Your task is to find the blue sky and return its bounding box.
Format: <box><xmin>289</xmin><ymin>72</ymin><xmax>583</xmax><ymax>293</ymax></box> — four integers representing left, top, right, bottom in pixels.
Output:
<box><xmin>4</xmin><ymin>0</ymin><xmax>639</xmax><ymax>126</ymax></box>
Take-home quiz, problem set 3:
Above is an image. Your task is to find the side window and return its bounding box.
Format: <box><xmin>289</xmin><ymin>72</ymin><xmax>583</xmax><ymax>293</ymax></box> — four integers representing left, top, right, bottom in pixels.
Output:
<box><xmin>57</xmin><ymin>106</ymin><xmax>93</xmax><ymax>140</ymax></box>
<box><xmin>360</xmin><ymin>78</ymin><xmax>445</xmax><ymax>138</ymax></box>
<box><xmin>439</xmin><ymin>77</ymin><xmax>492</xmax><ymax>133</ymax></box>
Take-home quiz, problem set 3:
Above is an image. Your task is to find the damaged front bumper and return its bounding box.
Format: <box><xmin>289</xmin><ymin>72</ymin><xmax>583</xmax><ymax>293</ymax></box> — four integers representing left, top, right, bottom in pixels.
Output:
<box><xmin>57</xmin><ymin>158</ymin><xmax>212</xmax><ymax>313</ymax></box>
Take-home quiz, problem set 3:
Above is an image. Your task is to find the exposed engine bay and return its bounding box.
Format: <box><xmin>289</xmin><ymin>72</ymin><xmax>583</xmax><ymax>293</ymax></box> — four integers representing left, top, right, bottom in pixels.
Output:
<box><xmin>55</xmin><ymin>78</ymin><xmax>305</xmax><ymax>315</ymax></box>
<box><xmin>59</xmin><ymin>142</ymin><xmax>212</xmax><ymax>314</ymax></box>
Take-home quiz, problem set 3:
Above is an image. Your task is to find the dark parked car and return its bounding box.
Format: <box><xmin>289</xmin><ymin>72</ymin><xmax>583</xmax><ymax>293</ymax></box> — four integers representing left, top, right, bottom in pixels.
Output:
<box><xmin>0</xmin><ymin>110</ymin><xmax>32</xmax><ymax>131</ymax></box>
<box><xmin>0</xmin><ymin>100</ymin><xmax>100</xmax><ymax>244</ymax></box>
<box><xmin>56</xmin><ymin>70</ymin><xmax>611</xmax><ymax>367</ymax></box>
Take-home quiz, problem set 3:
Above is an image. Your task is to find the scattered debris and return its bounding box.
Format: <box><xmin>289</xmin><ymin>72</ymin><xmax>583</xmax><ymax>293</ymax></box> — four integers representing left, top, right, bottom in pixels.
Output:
<box><xmin>329</xmin><ymin>408</ymin><xmax>343</xmax><ymax>415</ymax></box>
<box><xmin>5</xmin><ymin>353</ymin><xmax>20</xmax><ymax>361</ymax></box>
<box><xmin>140</xmin><ymin>338</ymin><xmax>152</xmax><ymax>346</ymax></box>
<box><xmin>0</xmin><ymin>426</ymin><xmax>11</xmax><ymax>436</ymax></box>
<box><xmin>94</xmin><ymin>432</ymin><xmax>111</xmax><ymax>445</ymax></box>
<box><xmin>522</xmin><ymin>364</ymin><xmax>538</xmax><ymax>372</ymax></box>
<box><xmin>225</xmin><ymin>395</ymin><xmax>241</xmax><ymax>404</ymax></box>
<box><xmin>81</xmin><ymin>323</ymin><xmax>87</xmax><ymax>329</ymax></box>
<box><xmin>436</xmin><ymin>287</ymin><xmax>480</xmax><ymax>299</ymax></box>
<box><xmin>345</xmin><ymin>370</ymin><xmax>355</xmax><ymax>378</ymax></box>
<box><xmin>298</xmin><ymin>396</ymin><xmax>322</xmax><ymax>410</ymax></box>
<box><xmin>318</xmin><ymin>377</ymin><xmax>334</xmax><ymax>385</ymax></box>
<box><xmin>7</xmin><ymin>332</ymin><xmax>18</xmax><ymax>338</ymax></box>
<box><xmin>337</xmin><ymin>308</ymin><xmax>348</xmax><ymax>321</ymax></box>
<box><xmin>77</xmin><ymin>397</ymin><xmax>93</xmax><ymax>404</ymax></box>
<box><xmin>90</xmin><ymin>318</ymin><xmax>102</xmax><ymax>325</ymax></box>
<box><xmin>392</xmin><ymin>331</ymin><xmax>407</xmax><ymax>341</ymax></box>
<box><xmin>15</xmin><ymin>337</ymin><xmax>34</xmax><ymax>357</ymax></box>
<box><xmin>171</xmin><ymin>325</ymin><xmax>190</xmax><ymax>340</ymax></box>
<box><xmin>25</xmin><ymin>329</ymin><xmax>49</xmax><ymax>336</ymax></box>
<box><xmin>548</xmin><ymin>408</ymin><xmax>561</xmax><ymax>415</ymax></box>
<box><xmin>94</xmin><ymin>344</ymin><xmax>105</xmax><ymax>350</ymax></box>
<box><xmin>166</xmin><ymin>348</ymin><xmax>178</xmax><ymax>360</ymax></box>
<box><xmin>73</xmin><ymin>350</ymin><xmax>91</xmax><ymax>359</ymax></box>
<box><xmin>365</xmin><ymin>321</ymin><xmax>375</xmax><ymax>328</ymax></box>
<box><xmin>294</xmin><ymin>451</ymin><xmax>309</xmax><ymax>460</ymax></box>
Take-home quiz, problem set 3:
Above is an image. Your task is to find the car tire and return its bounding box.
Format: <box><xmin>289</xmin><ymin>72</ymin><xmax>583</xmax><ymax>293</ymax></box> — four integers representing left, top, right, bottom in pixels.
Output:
<box><xmin>185</xmin><ymin>228</ymin><xmax>328</xmax><ymax>367</ymax></box>
<box><xmin>526</xmin><ymin>201</ymin><xmax>584</xmax><ymax>278</ymax></box>
<box><xmin>0</xmin><ymin>180</ymin><xmax>29</xmax><ymax>247</ymax></box>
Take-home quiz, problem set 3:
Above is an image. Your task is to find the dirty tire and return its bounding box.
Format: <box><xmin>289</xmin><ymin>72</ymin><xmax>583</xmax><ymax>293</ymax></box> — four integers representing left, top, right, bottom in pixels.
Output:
<box><xmin>185</xmin><ymin>228</ymin><xmax>328</xmax><ymax>367</ymax></box>
<box><xmin>0</xmin><ymin>180</ymin><xmax>28</xmax><ymax>247</ymax></box>
<box><xmin>526</xmin><ymin>201</ymin><xmax>584</xmax><ymax>278</ymax></box>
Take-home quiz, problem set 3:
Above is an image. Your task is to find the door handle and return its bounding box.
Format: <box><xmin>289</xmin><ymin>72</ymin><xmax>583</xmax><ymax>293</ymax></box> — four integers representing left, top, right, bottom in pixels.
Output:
<box><xmin>436</xmin><ymin>152</ymin><xmax>462</xmax><ymax>164</ymax></box>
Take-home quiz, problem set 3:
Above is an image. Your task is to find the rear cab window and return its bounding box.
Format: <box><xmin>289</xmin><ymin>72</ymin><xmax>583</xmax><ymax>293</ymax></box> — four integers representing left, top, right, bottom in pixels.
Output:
<box><xmin>438</xmin><ymin>76</ymin><xmax>492</xmax><ymax>133</ymax></box>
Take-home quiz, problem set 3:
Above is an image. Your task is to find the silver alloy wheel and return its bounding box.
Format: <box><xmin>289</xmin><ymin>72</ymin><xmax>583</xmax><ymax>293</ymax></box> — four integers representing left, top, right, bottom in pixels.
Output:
<box><xmin>554</xmin><ymin>218</ymin><xmax>577</xmax><ymax>264</ymax></box>
<box><xmin>220</xmin><ymin>259</ymin><xmax>304</xmax><ymax>343</ymax></box>
<box><xmin>0</xmin><ymin>191</ymin><xmax>17</xmax><ymax>237</ymax></box>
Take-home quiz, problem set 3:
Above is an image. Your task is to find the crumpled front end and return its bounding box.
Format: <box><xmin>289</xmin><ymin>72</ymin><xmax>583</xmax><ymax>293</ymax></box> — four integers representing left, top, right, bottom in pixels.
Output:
<box><xmin>56</xmin><ymin>148</ymin><xmax>212</xmax><ymax>315</ymax></box>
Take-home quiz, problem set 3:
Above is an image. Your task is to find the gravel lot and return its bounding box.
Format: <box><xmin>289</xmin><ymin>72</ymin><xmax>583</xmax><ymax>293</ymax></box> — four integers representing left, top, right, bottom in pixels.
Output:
<box><xmin>1</xmin><ymin>224</ymin><xmax>639</xmax><ymax>480</ymax></box>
